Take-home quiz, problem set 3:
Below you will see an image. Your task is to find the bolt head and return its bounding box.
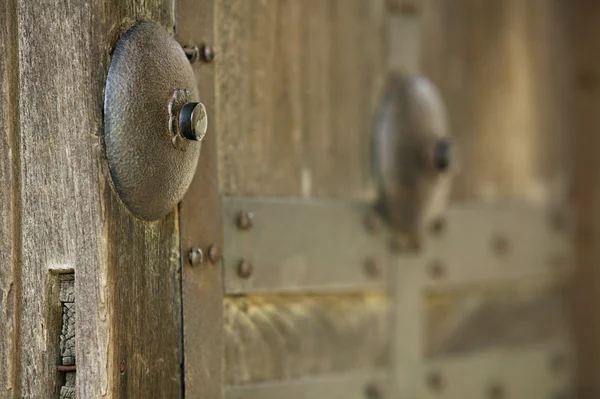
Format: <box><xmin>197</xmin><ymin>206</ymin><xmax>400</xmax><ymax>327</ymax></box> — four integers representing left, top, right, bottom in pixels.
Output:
<box><xmin>431</xmin><ymin>138</ymin><xmax>452</xmax><ymax>172</ymax></box>
<box><xmin>188</xmin><ymin>247</ymin><xmax>204</xmax><ymax>266</ymax></box>
<box><xmin>208</xmin><ymin>244</ymin><xmax>222</xmax><ymax>264</ymax></box>
<box><xmin>364</xmin><ymin>258</ymin><xmax>381</xmax><ymax>278</ymax></box>
<box><xmin>364</xmin><ymin>384</ymin><xmax>381</xmax><ymax>399</ymax></box>
<box><xmin>492</xmin><ymin>234</ymin><xmax>510</xmax><ymax>257</ymax></box>
<box><xmin>488</xmin><ymin>384</ymin><xmax>505</xmax><ymax>399</ymax></box>
<box><xmin>179</xmin><ymin>102</ymin><xmax>208</xmax><ymax>142</ymax></box>
<box><xmin>202</xmin><ymin>45</ymin><xmax>215</xmax><ymax>62</ymax></box>
<box><xmin>427</xmin><ymin>371</ymin><xmax>444</xmax><ymax>392</ymax></box>
<box><xmin>236</xmin><ymin>210</ymin><xmax>254</xmax><ymax>230</ymax></box>
<box><xmin>428</xmin><ymin>260</ymin><xmax>445</xmax><ymax>279</ymax></box>
<box><xmin>237</xmin><ymin>260</ymin><xmax>253</xmax><ymax>279</ymax></box>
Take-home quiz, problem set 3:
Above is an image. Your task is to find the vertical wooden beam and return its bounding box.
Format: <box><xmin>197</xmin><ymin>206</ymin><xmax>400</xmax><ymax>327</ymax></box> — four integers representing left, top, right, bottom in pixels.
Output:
<box><xmin>177</xmin><ymin>1</ymin><xmax>224</xmax><ymax>398</ymax></box>
<box><xmin>15</xmin><ymin>1</ymin><xmax>181</xmax><ymax>397</ymax></box>
<box><xmin>0</xmin><ymin>0</ymin><xmax>20</xmax><ymax>397</ymax></box>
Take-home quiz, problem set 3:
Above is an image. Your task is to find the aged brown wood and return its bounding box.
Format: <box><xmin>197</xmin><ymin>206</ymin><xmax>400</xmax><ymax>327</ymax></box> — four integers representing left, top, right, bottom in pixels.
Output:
<box><xmin>567</xmin><ymin>1</ymin><xmax>600</xmax><ymax>396</ymax></box>
<box><xmin>177</xmin><ymin>1</ymin><xmax>224</xmax><ymax>398</ymax></box>
<box><xmin>15</xmin><ymin>0</ymin><xmax>181</xmax><ymax>397</ymax></box>
<box><xmin>215</xmin><ymin>0</ymin><xmax>386</xmax><ymax>199</ymax></box>
<box><xmin>223</xmin><ymin>294</ymin><xmax>390</xmax><ymax>385</ymax></box>
<box><xmin>0</xmin><ymin>0</ymin><xmax>19</xmax><ymax>396</ymax></box>
<box><xmin>421</xmin><ymin>0</ymin><xmax>569</xmax><ymax>203</ymax></box>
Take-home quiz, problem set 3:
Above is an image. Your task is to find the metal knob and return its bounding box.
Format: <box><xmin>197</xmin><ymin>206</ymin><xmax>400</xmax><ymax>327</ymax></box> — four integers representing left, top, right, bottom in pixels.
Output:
<box><xmin>429</xmin><ymin>138</ymin><xmax>452</xmax><ymax>173</ymax></box>
<box><xmin>179</xmin><ymin>102</ymin><xmax>208</xmax><ymax>141</ymax></box>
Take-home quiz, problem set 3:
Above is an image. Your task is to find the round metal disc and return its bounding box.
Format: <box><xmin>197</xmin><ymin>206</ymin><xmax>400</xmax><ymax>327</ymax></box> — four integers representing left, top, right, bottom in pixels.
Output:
<box><xmin>104</xmin><ymin>21</ymin><xmax>201</xmax><ymax>220</ymax></box>
<box><xmin>374</xmin><ymin>74</ymin><xmax>453</xmax><ymax>234</ymax></box>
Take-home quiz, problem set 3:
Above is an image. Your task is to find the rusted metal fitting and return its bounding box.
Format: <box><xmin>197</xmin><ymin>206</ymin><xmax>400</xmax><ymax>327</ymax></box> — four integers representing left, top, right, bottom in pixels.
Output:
<box><xmin>202</xmin><ymin>45</ymin><xmax>216</xmax><ymax>63</ymax></box>
<box><xmin>237</xmin><ymin>260</ymin><xmax>253</xmax><ymax>279</ymax></box>
<box><xmin>208</xmin><ymin>244</ymin><xmax>222</xmax><ymax>264</ymax></box>
<box><xmin>236</xmin><ymin>210</ymin><xmax>254</xmax><ymax>230</ymax></box>
<box><xmin>188</xmin><ymin>247</ymin><xmax>204</xmax><ymax>266</ymax></box>
<box><xmin>183</xmin><ymin>45</ymin><xmax>200</xmax><ymax>63</ymax></box>
<box><xmin>364</xmin><ymin>258</ymin><xmax>381</xmax><ymax>278</ymax></box>
<box><xmin>179</xmin><ymin>102</ymin><xmax>208</xmax><ymax>142</ymax></box>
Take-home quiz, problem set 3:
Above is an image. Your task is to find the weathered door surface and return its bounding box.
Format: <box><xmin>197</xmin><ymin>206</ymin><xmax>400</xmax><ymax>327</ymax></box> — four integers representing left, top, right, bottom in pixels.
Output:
<box><xmin>1</xmin><ymin>0</ymin><xmax>597</xmax><ymax>398</ymax></box>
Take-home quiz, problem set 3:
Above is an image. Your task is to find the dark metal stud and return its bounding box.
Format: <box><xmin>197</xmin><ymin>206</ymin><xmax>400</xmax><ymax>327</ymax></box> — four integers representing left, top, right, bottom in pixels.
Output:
<box><xmin>426</xmin><ymin>371</ymin><xmax>444</xmax><ymax>392</ymax></box>
<box><xmin>364</xmin><ymin>383</ymin><xmax>381</xmax><ymax>399</ymax></box>
<box><xmin>428</xmin><ymin>259</ymin><xmax>445</xmax><ymax>279</ymax></box>
<box><xmin>492</xmin><ymin>235</ymin><xmax>510</xmax><ymax>257</ymax></box>
<box><xmin>236</xmin><ymin>210</ymin><xmax>254</xmax><ymax>230</ymax></box>
<box><xmin>188</xmin><ymin>247</ymin><xmax>204</xmax><ymax>266</ymax></box>
<box><xmin>183</xmin><ymin>45</ymin><xmax>200</xmax><ymax>63</ymax></box>
<box><xmin>237</xmin><ymin>260</ymin><xmax>253</xmax><ymax>279</ymax></box>
<box><xmin>202</xmin><ymin>45</ymin><xmax>215</xmax><ymax>63</ymax></box>
<box><xmin>364</xmin><ymin>258</ymin><xmax>381</xmax><ymax>278</ymax></box>
<box><xmin>430</xmin><ymin>217</ymin><xmax>447</xmax><ymax>236</ymax></box>
<box><xmin>208</xmin><ymin>245</ymin><xmax>222</xmax><ymax>264</ymax></box>
<box><xmin>179</xmin><ymin>102</ymin><xmax>208</xmax><ymax>142</ymax></box>
<box><xmin>429</xmin><ymin>138</ymin><xmax>452</xmax><ymax>173</ymax></box>
<box><xmin>487</xmin><ymin>383</ymin><xmax>505</xmax><ymax>399</ymax></box>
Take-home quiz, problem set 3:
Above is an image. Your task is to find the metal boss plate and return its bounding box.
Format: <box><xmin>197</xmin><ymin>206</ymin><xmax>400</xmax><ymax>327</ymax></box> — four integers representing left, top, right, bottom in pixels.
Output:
<box><xmin>104</xmin><ymin>21</ymin><xmax>201</xmax><ymax>220</ymax></box>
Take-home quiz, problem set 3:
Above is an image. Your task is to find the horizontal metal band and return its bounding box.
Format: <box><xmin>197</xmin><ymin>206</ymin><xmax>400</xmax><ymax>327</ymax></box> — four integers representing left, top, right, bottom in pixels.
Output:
<box><xmin>224</xmin><ymin>371</ymin><xmax>388</xmax><ymax>399</ymax></box>
<box><xmin>223</xmin><ymin>197</ymin><xmax>389</xmax><ymax>294</ymax></box>
<box><xmin>223</xmin><ymin>197</ymin><xmax>570</xmax><ymax>293</ymax></box>
<box><xmin>422</xmin><ymin>340</ymin><xmax>573</xmax><ymax>398</ymax></box>
<box><xmin>410</xmin><ymin>201</ymin><xmax>572</xmax><ymax>288</ymax></box>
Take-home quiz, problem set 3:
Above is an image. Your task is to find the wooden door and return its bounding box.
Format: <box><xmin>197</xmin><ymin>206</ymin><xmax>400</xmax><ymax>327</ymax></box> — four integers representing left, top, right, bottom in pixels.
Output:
<box><xmin>0</xmin><ymin>1</ymin><xmax>593</xmax><ymax>398</ymax></box>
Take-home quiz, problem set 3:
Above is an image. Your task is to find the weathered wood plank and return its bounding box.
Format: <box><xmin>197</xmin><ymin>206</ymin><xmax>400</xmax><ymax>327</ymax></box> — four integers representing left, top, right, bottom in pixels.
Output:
<box><xmin>421</xmin><ymin>0</ymin><xmax>569</xmax><ymax>203</ymax></box>
<box><xmin>566</xmin><ymin>1</ymin><xmax>600</xmax><ymax>396</ymax></box>
<box><xmin>223</xmin><ymin>294</ymin><xmax>390</xmax><ymax>385</ymax></box>
<box><xmin>0</xmin><ymin>0</ymin><xmax>19</xmax><ymax>396</ymax></box>
<box><xmin>215</xmin><ymin>0</ymin><xmax>386</xmax><ymax>199</ymax></box>
<box><xmin>16</xmin><ymin>1</ymin><xmax>181</xmax><ymax>397</ymax></box>
<box><xmin>177</xmin><ymin>1</ymin><xmax>224</xmax><ymax>397</ymax></box>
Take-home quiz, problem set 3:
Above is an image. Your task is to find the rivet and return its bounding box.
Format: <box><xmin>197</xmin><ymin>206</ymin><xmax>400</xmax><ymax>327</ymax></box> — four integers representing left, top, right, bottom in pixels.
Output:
<box><xmin>237</xmin><ymin>260</ymin><xmax>253</xmax><ymax>279</ymax></box>
<box><xmin>549</xmin><ymin>352</ymin><xmax>567</xmax><ymax>373</ymax></box>
<box><xmin>492</xmin><ymin>234</ymin><xmax>510</xmax><ymax>257</ymax></box>
<box><xmin>202</xmin><ymin>45</ymin><xmax>216</xmax><ymax>63</ymax></box>
<box><xmin>390</xmin><ymin>235</ymin><xmax>421</xmax><ymax>254</ymax></box>
<box><xmin>120</xmin><ymin>360</ymin><xmax>126</xmax><ymax>375</ymax></box>
<box><xmin>426</xmin><ymin>371</ymin><xmax>444</xmax><ymax>392</ymax></box>
<box><xmin>487</xmin><ymin>383</ymin><xmax>505</xmax><ymax>399</ymax></box>
<box><xmin>182</xmin><ymin>45</ymin><xmax>200</xmax><ymax>63</ymax></box>
<box><xmin>430</xmin><ymin>217</ymin><xmax>447</xmax><ymax>236</ymax></box>
<box><xmin>428</xmin><ymin>260</ymin><xmax>445</xmax><ymax>279</ymax></box>
<box><xmin>179</xmin><ymin>102</ymin><xmax>208</xmax><ymax>142</ymax></box>
<box><xmin>188</xmin><ymin>247</ymin><xmax>204</xmax><ymax>266</ymax></box>
<box><xmin>364</xmin><ymin>258</ymin><xmax>381</xmax><ymax>278</ymax></box>
<box><xmin>236</xmin><ymin>210</ymin><xmax>254</xmax><ymax>230</ymax></box>
<box><xmin>208</xmin><ymin>245</ymin><xmax>222</xmax><ymax>264</ymax></box>
<box><xmin>364</xmin><ymin>383</ymin><xmax>381</xmax><ymax>399</ymax></box>
<box><xmin>364</xmin><ymin>212</ymin><xmax>382</xmax><ymax>234</ymax></box>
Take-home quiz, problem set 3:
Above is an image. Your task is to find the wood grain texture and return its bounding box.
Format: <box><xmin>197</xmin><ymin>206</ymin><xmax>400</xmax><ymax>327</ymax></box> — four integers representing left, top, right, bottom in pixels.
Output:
<box><xmin>215</xmin><ymin>0</ymin><xmax>386</xmax><ymax>199</ymax></box>
<box><xmin>567</xmin><ymin>1</ymin><xmax>600</xmax><ymax>396</ymax></box>
<box><xmin>421</xmin><ymin>0</ymin><xmax>570</xmax><ymax>203</ymax></box>
<box><xmin>0</xmin><ymin>0</ymin><xmax>19</xmax><ymax>396</ymax></box>
<box><xmin>16</xmin><ymin>1</ymin><xmax>181</xmax><ymax>397</ymax></box>
<box><xmin>223</xmin><ymin>294</ymin><xmax>390</xmax><ymax>385</ymax></box>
